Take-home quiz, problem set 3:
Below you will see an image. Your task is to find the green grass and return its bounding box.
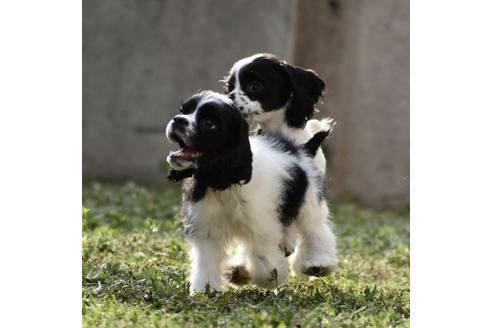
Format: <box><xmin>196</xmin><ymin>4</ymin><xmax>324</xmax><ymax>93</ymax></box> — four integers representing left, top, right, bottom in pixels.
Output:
<box><xmin>83</xmin><ymin>183</ymin><xmax>409</xmax><ymax>328</ymax></box>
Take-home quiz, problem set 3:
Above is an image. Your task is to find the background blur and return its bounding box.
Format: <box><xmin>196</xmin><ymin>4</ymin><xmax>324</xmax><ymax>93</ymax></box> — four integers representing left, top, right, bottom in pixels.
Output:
<box><xmin>83</xmin><ymin>0</ymin><xmax>409</xmax><ymax>209</ymax></box>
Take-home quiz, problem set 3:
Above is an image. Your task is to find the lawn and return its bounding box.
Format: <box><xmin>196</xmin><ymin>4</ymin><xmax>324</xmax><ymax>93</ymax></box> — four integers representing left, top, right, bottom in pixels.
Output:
<box><xmin>82</xmin><ymin>183</ymin><xmax>409</xmax><ymax>328</ymax></box>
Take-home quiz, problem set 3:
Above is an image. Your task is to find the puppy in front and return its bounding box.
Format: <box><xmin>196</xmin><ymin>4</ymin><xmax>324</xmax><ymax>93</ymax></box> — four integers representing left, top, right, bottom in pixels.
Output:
<box><xmin>224</xmin><ymin>53</ymin><xmax>333</xmax><ymax>261</ymax></box>
<box><xmin>165</xmin><ymin>91</ymin><xmax>337</xmax><ymax>294</ymax></box>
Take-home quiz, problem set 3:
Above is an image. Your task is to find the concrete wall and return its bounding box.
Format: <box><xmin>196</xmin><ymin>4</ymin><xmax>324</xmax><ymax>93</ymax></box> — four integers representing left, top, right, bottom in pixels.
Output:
<box><xmin>83</xmin><ymin>0</ymin><xmax>409</xmax><ymax>209</ymax></box>
<box><xmin>294</xmin><ymin>0</ymin><xmax>409</xmax><ymax>208</ymax></box>
<box><xmin>83</xmin><ymin>0</ymin><xmax>294</xmax><ymax>183</ymax></box>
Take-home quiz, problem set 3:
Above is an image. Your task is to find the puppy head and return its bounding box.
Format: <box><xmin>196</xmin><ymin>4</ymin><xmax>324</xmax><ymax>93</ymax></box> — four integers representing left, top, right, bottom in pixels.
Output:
<box><xmin>224</xmin><ymin>53</ymin><xmax>326</xmax><ymax>129</ymax></box>
<box><xmin>165</xmin><ymin>90</ymin><xmax>252</xmax><ymax>189</ymax></box>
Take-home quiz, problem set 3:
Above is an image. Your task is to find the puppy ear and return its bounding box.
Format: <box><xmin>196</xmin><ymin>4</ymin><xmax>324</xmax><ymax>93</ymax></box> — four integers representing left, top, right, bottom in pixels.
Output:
<box><xmin>282</xmin><ymin>63</ymin><xmax>326</xmax><ymax>129</ymax></box>
<box><xmin>196</xmin><ymin>116</ymin><xmax>252</xmax><ymax>190</ymax></box>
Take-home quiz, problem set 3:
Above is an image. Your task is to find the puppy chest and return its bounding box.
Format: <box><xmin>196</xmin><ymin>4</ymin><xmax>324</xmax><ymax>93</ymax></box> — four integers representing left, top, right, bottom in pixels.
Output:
<box><xmin>197</xmin><ymin>190</ymin><xmax>252</xmax><ymax>236</ymax></box>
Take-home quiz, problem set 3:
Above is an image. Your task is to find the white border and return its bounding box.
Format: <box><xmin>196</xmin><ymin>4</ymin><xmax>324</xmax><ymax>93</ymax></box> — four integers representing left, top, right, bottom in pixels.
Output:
<box><xmin>2</xmin><ymin>0</ymin><xmax>492</xmax><ymax>327</ymax></box>
<box><xmin>412</xmin><ymin>1</ymin><xmax>492</xmax><ymax>326</ymax></box>
<box><xmin>0</xmin><ymin>1</ymin><xmax>81</xmax><ymax>327</ymax></box>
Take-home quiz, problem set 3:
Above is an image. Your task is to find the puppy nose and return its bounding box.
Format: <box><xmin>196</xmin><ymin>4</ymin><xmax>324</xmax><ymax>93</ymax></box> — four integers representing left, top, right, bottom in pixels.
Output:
<box><xmin>173</xmin><ymin>116</ymin><xmax>188</xmax><ymax>126</ymax></box>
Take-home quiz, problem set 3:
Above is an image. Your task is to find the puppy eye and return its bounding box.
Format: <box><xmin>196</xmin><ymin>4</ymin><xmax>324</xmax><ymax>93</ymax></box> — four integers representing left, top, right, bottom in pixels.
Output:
<box><xmin>248</xmin><ymin>81</ymin><xmax>263</xmax><ymax>93</ymax></box>
<box><xmin>203</xmin><ymin>119</ymin><xmax>217</xmax><ymax>130</ymax></box>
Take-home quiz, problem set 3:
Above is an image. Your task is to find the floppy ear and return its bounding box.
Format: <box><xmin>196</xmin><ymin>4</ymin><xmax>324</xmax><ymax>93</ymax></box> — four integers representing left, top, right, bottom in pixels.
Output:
<box><xmin>282</xmin><ymin>63</ymin><xmax>326</xmax><ymax>129</ymax></box>
<box><xmin>195</xmin><ymin>117</ymin><xmax>252</xmax><ymax>190</ymax></box>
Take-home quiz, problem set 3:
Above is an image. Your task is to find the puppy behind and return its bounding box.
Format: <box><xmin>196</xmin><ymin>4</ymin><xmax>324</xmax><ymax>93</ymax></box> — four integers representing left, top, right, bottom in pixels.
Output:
<box><xmin>223</xmin><ymin>53</ymin><xmax>333</xmax><ymax>146</ymax></box>
<box><xmin>224</xmin><ymin>53</ymin><xmax>334</xmax><ymax>261</ymax></box>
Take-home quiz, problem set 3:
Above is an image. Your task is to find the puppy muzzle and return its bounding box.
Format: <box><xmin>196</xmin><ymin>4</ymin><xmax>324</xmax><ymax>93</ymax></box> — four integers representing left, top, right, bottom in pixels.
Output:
<box><xmin>165</xmin><ymin>118</ymin><xmax>199</xmax><ymax>171</ymax></box>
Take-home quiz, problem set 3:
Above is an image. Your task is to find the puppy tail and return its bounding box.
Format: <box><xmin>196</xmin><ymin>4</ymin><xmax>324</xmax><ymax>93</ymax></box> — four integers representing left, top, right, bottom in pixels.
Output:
<box><xmin>303</xmin><ymin>120</ymin><xmax>334</xmax><ymax>157</ymax></box>
<box><xmin>305</xmin><ymin>117</ymin><xmax>335</xmax><ymax>137</ymax></box>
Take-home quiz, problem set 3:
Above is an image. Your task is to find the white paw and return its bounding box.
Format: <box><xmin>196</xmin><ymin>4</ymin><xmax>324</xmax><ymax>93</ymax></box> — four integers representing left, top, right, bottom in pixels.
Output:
<box><xmin>301</xmin><ymin>256</ymin><xmax>338</xmax><ymax>277</ymax></box>
<box><xmin>189</xmin><ymin>279</ymin><xmax>222</xmax><ymax>295</ymax></box>
<box><xmin>252</xmin><ymin>266</ymin><xmax>290</xmax><ymax>290</ymax></box>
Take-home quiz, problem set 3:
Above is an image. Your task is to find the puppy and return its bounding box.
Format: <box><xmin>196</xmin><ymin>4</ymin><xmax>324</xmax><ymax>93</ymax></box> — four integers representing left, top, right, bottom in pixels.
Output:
<box><xmin>223</xmin><ymin>53</ymin><xmax>331</xmax><ymax>159</ymax></box>
<box><xmin>224</xmin><ymin>53</ymin><xmax>333</xmax><ymax>257</ymax></box>
<box><xmin>165</xmin><ymin>91</ymin><xmax>337</xmax><ymax>294</ymax></box>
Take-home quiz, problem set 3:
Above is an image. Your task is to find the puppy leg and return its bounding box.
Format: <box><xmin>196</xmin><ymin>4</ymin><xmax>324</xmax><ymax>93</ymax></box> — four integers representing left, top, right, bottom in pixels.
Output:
<box><xmin>189</xmin><ymin>237</ymin><xmax>225</xmax><ymax>294</ymax></box>
<box><xmin>293</xmin><ymin>203</ymin><xmax>338</xmax><ymax>277</ymax></box>
<box><xmin>224</xmin><ymin>244</ymin><xmax>251</xmax><ymax>286</ymax></box>
<box><xmin>281</xmin><ymin>225</ymin><xmax>297</xmax><ymax>257</ymax></box>
<box><xmin>246</xmin><ymin>241</ymin><xmax>290</xmax><ymax>289</ymax></box>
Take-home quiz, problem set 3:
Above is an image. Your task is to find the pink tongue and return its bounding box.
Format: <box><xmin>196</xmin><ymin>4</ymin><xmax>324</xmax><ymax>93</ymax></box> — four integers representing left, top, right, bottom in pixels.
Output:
<box><xmin>170</xmin><ymin>149</ymin><xmax>199</xmax><ymax>161</ymax></box>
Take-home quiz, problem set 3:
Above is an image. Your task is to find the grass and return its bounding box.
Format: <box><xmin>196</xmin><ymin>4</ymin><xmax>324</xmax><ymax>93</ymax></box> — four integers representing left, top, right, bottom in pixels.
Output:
<box><xmin>82</xmin><ymin>182</ymin><xmax>409</xmax><ymax>328</ymax></box>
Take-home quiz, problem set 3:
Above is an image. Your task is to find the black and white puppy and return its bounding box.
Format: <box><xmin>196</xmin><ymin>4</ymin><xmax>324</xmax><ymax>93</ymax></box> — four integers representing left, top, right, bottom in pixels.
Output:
<box><xmin>165</xmin><ymin>91</ymin><xmax>337</xmax><ymax>294</ymax></box>
<box><xmin>224</xmin><ymin>53</ymin><xmax>332</xmax><ymax>174</ymax></box>
<box><xmin>224</xmin><ymin>53</ymin><xmax>334</xmax><ymax>258</ymax></box>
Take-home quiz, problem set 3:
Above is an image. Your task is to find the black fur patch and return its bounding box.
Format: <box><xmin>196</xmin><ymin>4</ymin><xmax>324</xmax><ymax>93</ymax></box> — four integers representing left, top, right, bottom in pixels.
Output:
<box><xmin>167</xmin><ymin>168</ymin><xmax>196</xmax><ymax>183</ymax></box>
<box><xmin>180</xmin><ymin>97</ymin><xmax>199</xmax><ymax>114</ymax></box>
<box><xmin>183</xmin><ymin>178</ymin><xmax>207</xmax><ymax>203</ymax></box>
<box><xmin>278</xmin><ymin>164</ymin><xmax>308</xmax><ymax>226</ymax></box>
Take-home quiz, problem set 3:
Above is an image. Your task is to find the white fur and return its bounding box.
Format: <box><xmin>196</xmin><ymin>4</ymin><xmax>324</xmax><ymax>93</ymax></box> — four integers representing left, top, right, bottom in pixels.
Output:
<box><xmin>185</xmin><ymin>136</ymin><xmax>337</xmax><ymax>294</ymax></box>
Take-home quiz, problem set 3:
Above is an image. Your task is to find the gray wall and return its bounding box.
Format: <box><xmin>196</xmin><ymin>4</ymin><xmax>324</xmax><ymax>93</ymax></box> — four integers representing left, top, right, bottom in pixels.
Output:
<box><xmin>83</xmin><ymin>0</ymin><xmax>409</xmax><ymax>209</ymax></box>
<box><xmin>294</xmin><ymin>0</ymin><xmax>409</xmax><ymax>208</ymax></box>
<box><xmin>83</xmin><ymin>0</ymin><xmax>294</xmax><ymax>183</ymax></box>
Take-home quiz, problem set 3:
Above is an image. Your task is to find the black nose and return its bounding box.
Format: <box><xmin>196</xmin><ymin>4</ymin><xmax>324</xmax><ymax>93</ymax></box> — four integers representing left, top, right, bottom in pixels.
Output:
<box><xmin>228</xmin><ymin>92</ymin><xmax>236</xmax><ymax>101</ymax></box>
<box><xmin>173</xmin><ymin>116</ymin><xmax>188</xmax><ymax>126</ymax></box>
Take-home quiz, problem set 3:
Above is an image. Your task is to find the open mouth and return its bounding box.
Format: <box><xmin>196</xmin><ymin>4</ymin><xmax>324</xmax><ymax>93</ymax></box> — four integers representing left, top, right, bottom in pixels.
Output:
<box><xmin>169</xmin><ymin>138</ymin><xmax>202</xmax><ymax>162</ymax></box>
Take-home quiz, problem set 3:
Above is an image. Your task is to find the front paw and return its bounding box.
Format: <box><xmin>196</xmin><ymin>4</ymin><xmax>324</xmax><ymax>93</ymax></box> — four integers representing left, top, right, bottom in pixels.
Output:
<box><xmin>189</xmin><ymin>279</ymin><xmax>223</xmax><ymax>295</ymax></box>
<box><xmin>301</xmin><ymin>256</ymin><xmax>338</xmax><ymax>277</ymax></box>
